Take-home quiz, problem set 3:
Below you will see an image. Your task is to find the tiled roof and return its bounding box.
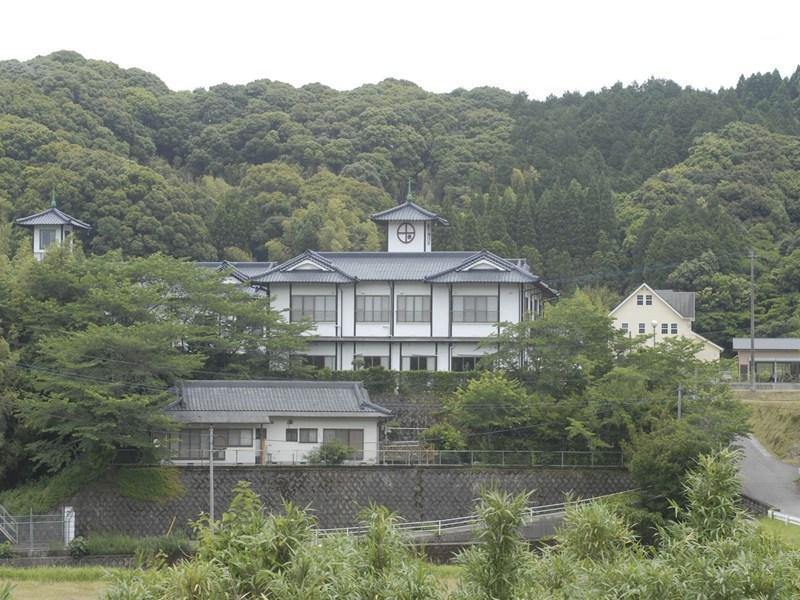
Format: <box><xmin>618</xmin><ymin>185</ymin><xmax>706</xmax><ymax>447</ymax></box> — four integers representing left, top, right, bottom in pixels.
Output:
<box><xmin>196</xmin><ymin>261</ymin><xmax>276</xmax><ymax>282</ymax></box>
<box><xmin>165</xmin><ymin>380</ymin><xmax>391</xmax><ymax>424</ymax></box>
<box><xmin>655</xmin><ymin>289</ymin><xmax>696</xmax><ymax>320</ymax></box>
<box><xmin>15</xmin><ymin>207</ymin><xmax>91</xmax><ymax>229</ymax></box>
<box><xmin>371</xmin><ymin>201</ymin><xmax>449</xmax><ymax>225</ymax></box>
<box><xmin>732</xmin><ymin>338</ymin><xmax>800</xmax><ymax>351</ymax></box>
<box><xmin>251</xmin><ymin>251</ymin><xmax>556</xmax><ymax>295</ymax></box>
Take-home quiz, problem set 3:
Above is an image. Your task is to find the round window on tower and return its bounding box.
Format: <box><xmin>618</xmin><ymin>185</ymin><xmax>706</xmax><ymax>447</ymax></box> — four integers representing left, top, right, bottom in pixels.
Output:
<box><xmin>397</xmin><ymin>222</ymin><xmax>416</xmax><ymax>244</ymax></box>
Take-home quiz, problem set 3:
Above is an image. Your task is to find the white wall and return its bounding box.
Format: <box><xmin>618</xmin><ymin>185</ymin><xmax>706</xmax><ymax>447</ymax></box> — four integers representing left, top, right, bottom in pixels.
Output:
<box><xmin>387</xmin><ymin>220</ymin><xmax>430</xmax><ymax>252</ymax></box>
<box><xmin>170</xmin><ymin>417</ymin><xmax>382</xmax><ymax>465</ymax></box>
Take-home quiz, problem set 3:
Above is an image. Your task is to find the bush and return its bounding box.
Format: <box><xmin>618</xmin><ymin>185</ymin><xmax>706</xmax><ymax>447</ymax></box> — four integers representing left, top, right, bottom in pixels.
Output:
<box><xmin>68</xmin><ymin>535</ymin><xmax>89</xmax><ymax>558</ymax></box>
<box><xmin>306</xmin><ymin>440</ymin><xmax>353</xmax><ymax>465</ymax></box>
<box><xmin>0</xmin><ymin>581</ymin><xmax>13</xmax><ymax>600</ymax></box>
<box><xmin>0</xmin><ymin>541</ymin><xmax>12</xmax><ymax>559</ymax></box>
<box><xmin>83</xmin><ymin>533</ymin><xmax>194</xmax><ymax>560</ymax></box>
<box><xmin>419</xmin><ymin>423</ymin><xmax>466</xmax><ymax>450</ymax></box>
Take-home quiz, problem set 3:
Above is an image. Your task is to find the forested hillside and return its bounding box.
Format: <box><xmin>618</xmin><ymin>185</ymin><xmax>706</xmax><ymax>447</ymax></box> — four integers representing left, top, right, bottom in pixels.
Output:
<box><xmin>1</xmin><ymin>51</ymin><xmax>800</xmax><ymax>348</ymax></box>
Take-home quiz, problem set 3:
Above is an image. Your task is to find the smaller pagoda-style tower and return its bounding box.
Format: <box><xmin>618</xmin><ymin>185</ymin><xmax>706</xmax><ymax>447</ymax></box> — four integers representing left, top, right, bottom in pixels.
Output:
<box><xmin>14</xmin><ymin>193</ymin><xmax>90</xmax><ymax>261</ymax></box>
<box><xmin>370</xmin><ymin>181</ymin><xmax>448</xmax><ymax>253</ymax></box>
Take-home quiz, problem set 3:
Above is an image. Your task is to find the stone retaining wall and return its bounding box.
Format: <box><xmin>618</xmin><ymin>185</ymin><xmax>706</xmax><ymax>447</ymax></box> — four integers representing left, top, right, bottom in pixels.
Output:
<box><xmin>68</xmin><ymin>465</ymin><xmax>632</xmax><ymax>537</ymax></box>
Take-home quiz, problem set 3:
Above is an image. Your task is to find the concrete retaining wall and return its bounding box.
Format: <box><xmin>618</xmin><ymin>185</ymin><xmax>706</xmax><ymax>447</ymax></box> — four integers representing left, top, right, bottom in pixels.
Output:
<box><xmin>68</xmin><ymin>465</ymin><xmax>632</xmax><ymax>537</ymax></box>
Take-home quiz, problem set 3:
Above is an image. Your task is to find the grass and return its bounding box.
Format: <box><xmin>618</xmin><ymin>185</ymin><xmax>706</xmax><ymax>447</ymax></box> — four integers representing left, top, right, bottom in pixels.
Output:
<box><xmin>114</xmin><ymin>467</ymin><xmax>185</xmax><ymax>503</ymax></box>
<box><xmin>743</xmin><ymin>397</ymin><xmax>800</xmax><ymax>464</ymax></box>
<box><xmin>0</xmin><ymin>567</ymin><xmax>115</xmax><ymax>600</ymax></box>
<box><xmin>0</xmin><ymin>463</ymin><xmax>100</xmax><ymax>514</ymax></box>
<box><xmin>758</xmin><ymin>518</ymin><xmax>800</xmax><ymax>547</ymax></box>
<box><xmin>430</xmin><ymin>563</ymin><xmax>462</xmax><ymax>591</ymax></box>
<box><xmin>82</xmin><ymin>533</ymin><xmax>194</xmax><ymax>559</ymax></box>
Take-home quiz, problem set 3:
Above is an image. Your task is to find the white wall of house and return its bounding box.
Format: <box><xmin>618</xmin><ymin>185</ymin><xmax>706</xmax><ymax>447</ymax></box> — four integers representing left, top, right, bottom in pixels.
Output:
<box><xmin>387</xmin><ymin>220</ymin><xmax>430</xmax><ymax>252</ymax></box>
<box><xmin>170</xmin><ymin>417</ymin><xmax>382</xmax><ymax>465</ymax></box>
<box><xmin>32</xmin><ymin>224</ymin><xmax>72</xmax><ymax>261</ymax></box>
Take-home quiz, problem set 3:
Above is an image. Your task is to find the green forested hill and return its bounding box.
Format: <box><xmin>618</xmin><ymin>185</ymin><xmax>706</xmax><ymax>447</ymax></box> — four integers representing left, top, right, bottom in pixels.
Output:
<box><xmin>1</xmin><ymin>50</ymin><xmax>800</xmax><ymax>347</ymax></box>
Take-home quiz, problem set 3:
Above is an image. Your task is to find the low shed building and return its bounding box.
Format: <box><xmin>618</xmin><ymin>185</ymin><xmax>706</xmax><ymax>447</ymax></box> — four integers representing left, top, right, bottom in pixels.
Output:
<box><xmin>733</xmin><ymin>338</ymin><xmax>800</xmax><ymax>383</ymax></box>
<box><xmin>164</xmin><ymin>380</ymin><xmax>390</xmax><ymax>465</ymax></box>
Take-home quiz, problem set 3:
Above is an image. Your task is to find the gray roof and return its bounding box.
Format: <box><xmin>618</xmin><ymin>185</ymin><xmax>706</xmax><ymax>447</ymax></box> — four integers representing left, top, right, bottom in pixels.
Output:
<box><xmin>655</xmin><ymin>289</ymin><xmax>696</xmax><ymax>320</ymax></box>
<box><xmin>732</xmin><ymin>338</ymin><xmax>800</xmax><ymax>351</ymax></box>
<box><xmin>15</xmin><ymin>207</ymin><xmax>91</xmax><ymax>229</ymax></box>
<box><xmin>196</xmin><ymin>261</ymin><xmax>276</xmax><ymax>282</ymax></box>
<box><xmin>251</xmin><ymin>250</ymin><xmax>557</xmax><ymax>295</ymax></box>
<box><xmin>165</xmin><ymin>380</ymin><xmax>391</xmax><ymax>424</ymax></box>
<box><xmin>371</xmin><ymin>201</ymin><xmax>449</xmax><ymax>225</ymax></box>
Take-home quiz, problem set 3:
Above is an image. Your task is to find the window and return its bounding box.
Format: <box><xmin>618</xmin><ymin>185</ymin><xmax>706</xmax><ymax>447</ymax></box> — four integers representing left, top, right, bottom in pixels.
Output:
<box><xmin>286</xmin><ymin>428</ymin><xmax>318</xmax><ymax>443</ymax></box>
<box><xmin>356</xmin><ymin>295</ymin><xmax>390</xmax><ymax>322</ymax></box>
<box><xmin>396</xmin><ymin>295</ymin><xmax>431</xmax><ymax>322</ymax></box>
<box><xmin>452</xmin><ymin>356</ymin><xmax>478</xmax><ymax>371</ymax></box>
<box><xmin>173</xmin><ymin>429</ymin><xmax>208</xmax><ymax>459</ymax></box>
<box><xmin>408</xmin><ymin>356</ymin><xmax>430</xmax><ymax>371</ymax></box>
<box><xmin>220</xmin><ymin>429</ymin><xmax>253</xmax><ymax>447</ymax></box>
<box><xmin>661</xmin><ymin>323</ymin><xmax>668</xmax><ymax>334</ymax></box>
<box><xmin>671</xmin><ymin>323</ymin><xmax>678</xmax><ymax>334</ymax></box>
<box><xmin>621</xmin><ymin>322</ymin><xmax>629</xmax><ymax>332</ymax></box>
<box><xmin>291</xmin><ymin>295</ymin><xmax>336</xmax><ymax>322</ymax></box>
<box><xmin>38</xmin><ymin>227</ymin><xmax>58</xmax><ymax>251</ymax></box>
<box><xmin>638</xmin><ymin>323</ymin><xmax>646</xmax><ymax>334</ymax></box>
<box><xmin>286</xmin><ymin>428</ymin><xmax>298</xmax><ymax>442</ymax></box>
<box><xmin>360</xmin><ymin>356</ymin><xmax>388</xmax><ymax>369</ymax></box>
<box><xmin>323</xmin><ymin>428</ymin><xmax>364</xmax><ymax>460</ymax></box>
<box><xmin>645</xmin><ymin>295</ymin><xmax>653</xmax><ymax>305</ymax></box>
<box><xmin>452</xmin><ymin>296</ymin><xmax>499</xmax><ymax>322</ymax></box>
<box><xmin>303</xmin><ymin>355</ymin><xmax>335</xmax><ymax>369</ymax></box>
<box><xmin>636</xmin><ymin>294</ymin><xmax>644</xmax><ymax>306</ymax></box>
<box><xmin>396</xmin><ymin>222</ymin><xmax>416</xmax><ymax>244</ymax></box>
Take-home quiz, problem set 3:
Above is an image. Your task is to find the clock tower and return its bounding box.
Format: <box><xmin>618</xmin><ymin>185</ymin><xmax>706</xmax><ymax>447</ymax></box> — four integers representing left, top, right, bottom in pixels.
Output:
<box><xmin>370</xmin><ymin>181</ymin><xmax>448</xmax><ymax>253</ymax></box>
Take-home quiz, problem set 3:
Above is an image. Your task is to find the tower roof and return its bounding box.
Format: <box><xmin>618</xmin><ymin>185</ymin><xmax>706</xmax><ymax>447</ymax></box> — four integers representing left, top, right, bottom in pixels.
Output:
<box><xmin>14</xmin><ymin>207</ymin><xmax>91</xmax><ymax>230</ymax></box>
<box><xmin>370</xmin><ymin>200</ymin><xmax>448</xmax><ymax>225</ymax></box>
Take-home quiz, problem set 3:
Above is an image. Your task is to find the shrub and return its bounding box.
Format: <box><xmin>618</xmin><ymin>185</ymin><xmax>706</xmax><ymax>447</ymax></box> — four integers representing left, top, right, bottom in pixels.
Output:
<box><xmin>0</xmin><ymin>581</ymin><xmax>13</xmax><ymax>600</ymax></box>
<box><xmin>419</xmin><ymin>422</ymin><xmax>466</xmax><ymax>450</ymax></box>
<box><xmin>0</xmin><ymin>541</ymin><xmax>12</xmax><ymax>559</ymax></box>
<box><xmin>84</xmin><ymin>533</ymin><xmax>193</xmax><ymax>560</ymax></box>
<box><xmin>306</xmin><ymin>440</ymin><xmax>353</xmax><ymax>464</ymax></box>
<box><xmin>68</xmin><ymin>535</ymin><xmax>89</xmax><ymax>558</ymax></box>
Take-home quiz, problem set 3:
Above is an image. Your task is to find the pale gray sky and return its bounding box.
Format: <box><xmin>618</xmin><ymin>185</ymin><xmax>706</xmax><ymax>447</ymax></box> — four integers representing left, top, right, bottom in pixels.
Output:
<box><xmin>3</xmin><ymin>0</ymin><xmax>799</xmax><ymax>98</ymax></box>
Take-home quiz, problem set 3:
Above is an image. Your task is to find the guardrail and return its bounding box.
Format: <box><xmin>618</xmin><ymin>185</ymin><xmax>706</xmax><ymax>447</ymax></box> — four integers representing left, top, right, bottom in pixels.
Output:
<box><xmin>0</xmin><ymin>503</ymin><xmax>17</xmax><ymax>544</ymax></box>
<box><xmin>314</xmin><ymin>490</ymin><xmax>635</xmax><ymax>539</ymax></box>
<box><xmin>768</xmin><ymin>509</ymin><xmax>800</xmax><ymax>527</ymax></box>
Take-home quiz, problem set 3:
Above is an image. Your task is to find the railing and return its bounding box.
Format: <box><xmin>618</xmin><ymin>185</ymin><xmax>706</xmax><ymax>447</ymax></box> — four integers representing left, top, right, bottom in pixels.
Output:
<box><xmin>0</xmin><ymin>503</ymin><xmax>18</xmax><ymax>544</ymax></box>
<box><xmin>768</xmin><ymin>509</ymin><xmax>800</xmax><ymax>527</ymax></box>
<box><xmin>377</xmin><ymin>449</ymin><xmax>625</xmax><ymax>468</ymax></box>
<box><xmin>314</xmin><ymin>490</ymin><xmax>634</xmax><ymax>539</ymax></box>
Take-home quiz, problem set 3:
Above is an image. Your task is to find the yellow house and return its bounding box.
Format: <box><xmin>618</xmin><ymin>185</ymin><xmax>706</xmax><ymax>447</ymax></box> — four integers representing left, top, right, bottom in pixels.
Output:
<box><xmin>609</xmin><ymin>283</ymin><xmax>722</xmax><ymax>362</ymax></box>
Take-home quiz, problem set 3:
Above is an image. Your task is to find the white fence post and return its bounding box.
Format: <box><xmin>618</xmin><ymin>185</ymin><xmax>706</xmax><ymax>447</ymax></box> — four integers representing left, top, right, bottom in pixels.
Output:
<box><xmin>63</xmin><ymin>506</ymin><xmax>76</xmax><ymax>546</ymax></box>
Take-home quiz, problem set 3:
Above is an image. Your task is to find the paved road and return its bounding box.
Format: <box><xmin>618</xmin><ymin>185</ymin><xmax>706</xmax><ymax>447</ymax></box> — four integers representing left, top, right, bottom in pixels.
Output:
<box><xmin>738</xmin><ymin>435</ymin><xmax>800</xmax><ymax>515</ymax></box>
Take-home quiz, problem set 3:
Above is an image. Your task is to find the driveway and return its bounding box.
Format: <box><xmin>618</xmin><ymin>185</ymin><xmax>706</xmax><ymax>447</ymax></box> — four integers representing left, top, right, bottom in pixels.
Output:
<box><xmin>738</xmin><ymin>435</ymin><xmax>800</xmax><ymax>515</ymax></box>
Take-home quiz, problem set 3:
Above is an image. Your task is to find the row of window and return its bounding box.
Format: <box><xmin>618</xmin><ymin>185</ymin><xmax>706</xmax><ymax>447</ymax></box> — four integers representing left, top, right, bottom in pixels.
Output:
<box><xmin>286</xmin><ymin>427</ymin><xmax>365</xmax><ymax>460</ymax></box>
<box><xmin>636</xmin><ymin>294</ymin><xmax>653</xmax><ymax>306</ymax></box>
<box><xmin>291</xmin><ymin>295</ymin><xmax>501</xmax><ymax>323</ymax></box>
<box><xmin>621</xmin><ymin>322</ymin><xmax>679</xmax><ymax>334</ymax></box>
<box><xmin>171</xmin><ymin>428</ymin><xmax>254</xmax><ymax>459</ymax></box>
<box><xmin>303</xmin><ymin>354</ymin><xmax>480</xmax><ymax>371</ymax></box>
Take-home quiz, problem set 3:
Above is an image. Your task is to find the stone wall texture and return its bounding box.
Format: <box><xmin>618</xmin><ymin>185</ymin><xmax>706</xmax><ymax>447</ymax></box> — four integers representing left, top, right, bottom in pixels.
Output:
<box><xmin>69</xmin><ymin>466</ymin><xmax>632</xmax><ymax>537</ymax></box>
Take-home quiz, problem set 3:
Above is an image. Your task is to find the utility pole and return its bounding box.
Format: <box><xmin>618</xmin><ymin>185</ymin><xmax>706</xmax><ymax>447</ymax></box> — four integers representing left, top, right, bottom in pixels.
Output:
<box><xmin>209</xmin><ymin>425</ymin><xmax>215</xmax><ymax>524</ymax></box>
<box><xmin>677</xmin><ymin>383</ymin><xmax>682</xmax><ymax>420</ymax></box>
<box><xmin>750</xmin><ymin>249</ymin><xmax>756</xmax><ymax>392</ymax></box>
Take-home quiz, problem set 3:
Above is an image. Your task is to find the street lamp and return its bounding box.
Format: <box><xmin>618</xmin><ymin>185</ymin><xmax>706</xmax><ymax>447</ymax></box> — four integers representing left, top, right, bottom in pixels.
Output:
<box><xmin>651</xmin><ymin>320</ymin><xmax>658</xmax><ymax>348</ymax></box>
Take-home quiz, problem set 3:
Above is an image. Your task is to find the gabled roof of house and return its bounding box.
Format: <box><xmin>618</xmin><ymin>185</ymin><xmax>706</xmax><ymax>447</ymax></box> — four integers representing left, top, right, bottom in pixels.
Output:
<box><xmin>370</xmin><ymin>200</ymin><xmax>449</xmax><ymax>225</ymax></box>
<box><xmin>15</xmin><ymin>207</ymin><xmax>91</xmax><ymax>229</ymax></box>
<box><xmin>196</xmin><ymin>261</ymin><xmax>276</xmax><ymax>282</ymax></box>
<box><xmin>249</xmin><ymin>250</ymin><xmax>557</xmax><ymax>294</ymax></box>
<box><xmin>732</xmin><ymin>338</ymin><xmax>800</xmax><ymax>351</ymax></box>
<box><xmin>165</xmin><ymin>380</ymin><xmax>391</xmax><ymax>424</ymax></box>
<box><xmin>609</xmin><ymin>283</ymin><xmax>695</xmax><ymax>320</ymax></box>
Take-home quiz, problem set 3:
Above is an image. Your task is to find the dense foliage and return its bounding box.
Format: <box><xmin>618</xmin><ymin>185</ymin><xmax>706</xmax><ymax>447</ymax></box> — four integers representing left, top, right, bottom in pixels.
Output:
<box><xmin>0</xmin><ymin>249</ymin><xmax>309</xmax><ymax>491</ymax></box>
<box><xmin>100</xmin><ymin>450</ymin><xmax>800</xmax><ymax>599</ymax></box>
<box><xmin>2</xmin><ymin>52</ymin><xmax>800</xmax><ymax>347</ymax></box>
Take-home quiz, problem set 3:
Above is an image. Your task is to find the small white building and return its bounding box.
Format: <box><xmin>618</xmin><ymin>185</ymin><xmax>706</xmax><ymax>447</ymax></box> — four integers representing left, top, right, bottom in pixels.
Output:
<box><xmin>14</xmin><ymin>200</ymin><xmax>91</xmax><ymax>261</ymax></box>
<box><xmin>732</xmin><ymin>338</ymin><xmax>800</xmax><ymax>382</ymax></box>
<box><xmin>164</xmin><ymin>380</ymin><xmax>390</xmax><ymax>465</ymax></box>
<box><xmin>609</xmin><ymin>283</ymin><xmax>722</xmax><ymax>362</ymax></box>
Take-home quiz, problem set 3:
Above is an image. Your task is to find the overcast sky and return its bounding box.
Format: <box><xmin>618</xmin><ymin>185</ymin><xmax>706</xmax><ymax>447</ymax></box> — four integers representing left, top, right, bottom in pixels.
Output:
<box><xmin>3</xmin><ymin>0</ymin><xmax>799</xmax><ymax>98</ymax></box>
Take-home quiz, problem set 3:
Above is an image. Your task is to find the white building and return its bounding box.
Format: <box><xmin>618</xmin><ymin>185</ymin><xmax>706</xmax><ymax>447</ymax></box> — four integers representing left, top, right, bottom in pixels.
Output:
<box><xmin>14</xmin><ymin>200</ymin><xmax>91</xmax><ymax>261</ymax></box>
<box><xmin>164</xmin><ymin>380</ymin><xmax>390</xmax><ymax>465</ymax></box>
<box><xmin>247</xmin><ymin>197</ymin><xmax>557</xmax><ymax>371</ymax></box>
<box><xmin>609</xmin><ymin>283</ymin><xmax>722</xmax><ymax>362</ymax></box>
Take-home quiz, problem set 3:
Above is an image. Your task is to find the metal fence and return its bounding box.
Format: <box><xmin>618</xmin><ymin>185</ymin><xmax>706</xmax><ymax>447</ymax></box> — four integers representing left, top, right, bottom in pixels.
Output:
<box><xmin>768</xmin><ymin>509</ymin><xmax>800</xmax><ymax>528</ymax></box>
<box><xmin>0</xmin><ymin>505</ymin><xmax>75</xmax><ymax>553</ymax></box>
<box><xmin>377</xmin><ymin>448</ymin><xmax>624</xmax><ymax>468</ymax></box>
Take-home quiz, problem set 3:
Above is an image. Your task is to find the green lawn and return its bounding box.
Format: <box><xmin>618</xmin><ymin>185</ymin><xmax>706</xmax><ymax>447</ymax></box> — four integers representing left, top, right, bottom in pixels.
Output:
<box><xmin>0</xmin><ymin>567</ymin><xmax>118</xmax><ymax>600</ymax></box>
<box><xmin>758</xmin><ymin>517</ymin><xmax>800</xmax><ymax>547</ymax></box>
